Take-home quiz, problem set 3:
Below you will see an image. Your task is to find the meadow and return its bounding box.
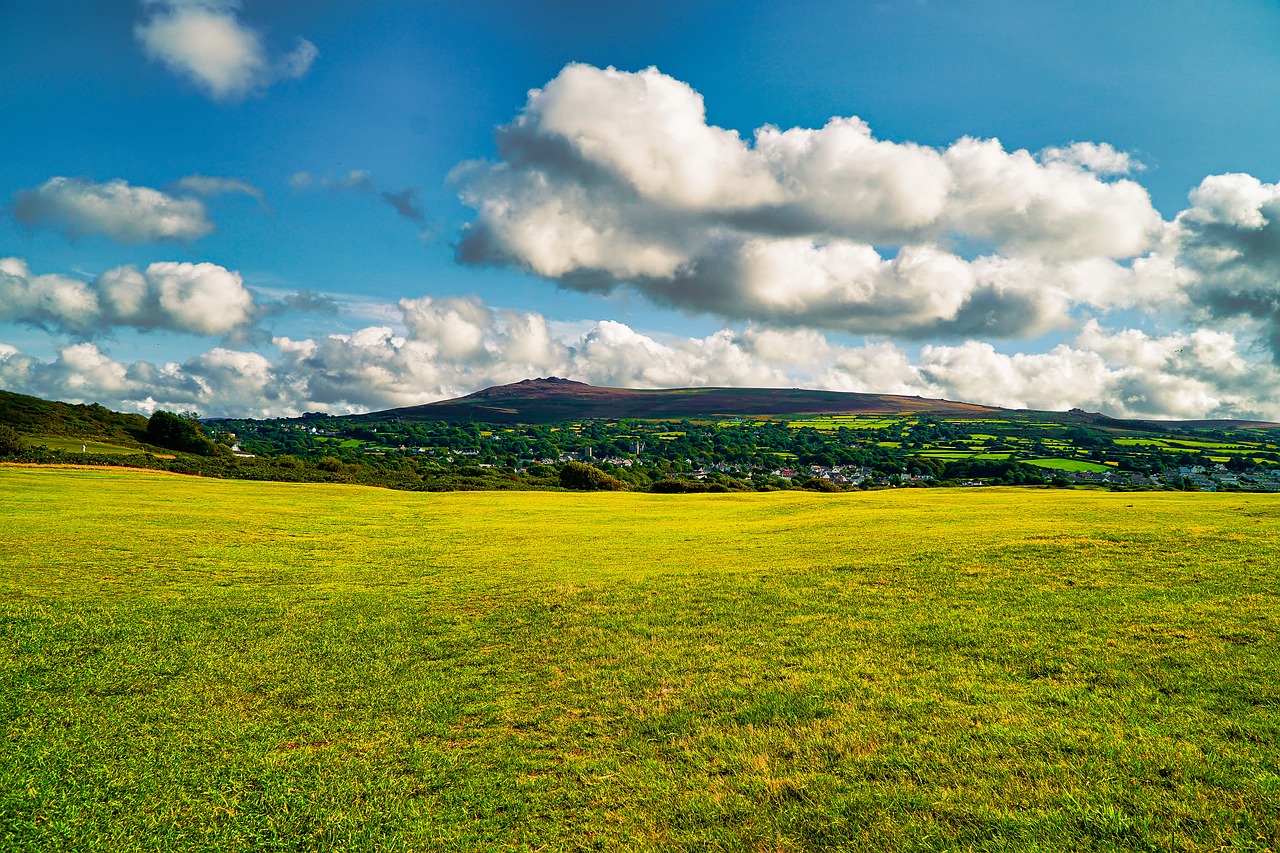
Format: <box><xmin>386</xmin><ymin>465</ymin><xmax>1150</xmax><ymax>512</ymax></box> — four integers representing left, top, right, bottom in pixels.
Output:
<box><xmin>27</xmin><ymin>436</ymin><xmax>146</xmax><ymax>455</ymax></box>
<box><xmin>1</xmin><ymin>466</ymin><xmax>1278</xmax><ymax>851</ymax></box>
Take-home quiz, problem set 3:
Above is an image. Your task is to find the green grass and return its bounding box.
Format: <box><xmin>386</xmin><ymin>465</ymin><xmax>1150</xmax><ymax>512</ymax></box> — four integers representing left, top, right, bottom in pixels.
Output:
<box><xmin>1026</xmin><ymin>458</ymin><xmax>1113</xmax><ymax>473</ymax></box>
<box><xmin>29</xmin><ymin>436</ymin><xmax>146</xmax><ymax>455</ymax></box>
<box><xmin>788</xmin><ymin>417</ymin><xmax>899</xmax><ymax>430</ymax></box>
<box><xmin>1</xmin><ymin>467</ymin><xmax>1278</xmax><ymax>851</ymax></box>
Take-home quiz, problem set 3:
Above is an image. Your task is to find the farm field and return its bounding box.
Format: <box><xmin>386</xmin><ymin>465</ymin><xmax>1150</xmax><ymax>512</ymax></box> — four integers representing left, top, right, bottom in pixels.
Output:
<box><xmin>1</xmin><ymin>467</ymin><xmax>1278</xmax><ymax>851</ymax></box>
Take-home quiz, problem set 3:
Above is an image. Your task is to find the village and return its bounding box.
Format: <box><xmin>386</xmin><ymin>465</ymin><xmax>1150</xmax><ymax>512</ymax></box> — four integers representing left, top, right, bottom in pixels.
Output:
<box><xmin>207</xmin><ymin>411</ymin><xmax>1280</xmax><ymax>492</ymax></box>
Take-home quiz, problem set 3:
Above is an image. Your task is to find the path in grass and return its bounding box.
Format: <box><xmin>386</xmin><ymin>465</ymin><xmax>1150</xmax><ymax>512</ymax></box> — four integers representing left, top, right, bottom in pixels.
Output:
<box><xmin>1</xmin><ymin>467</ymin><xmax>1278</xmax><ymax>851</ymax></box>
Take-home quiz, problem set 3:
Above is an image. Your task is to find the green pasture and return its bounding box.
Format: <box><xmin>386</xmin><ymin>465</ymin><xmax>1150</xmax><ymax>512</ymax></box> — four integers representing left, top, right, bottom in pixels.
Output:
<box><xmin>1163</xmin><ymin>439</ymin><xmax>1259</xmax><ymax>451</ymax></box>
<box><xmin>29</xmin><ymin>436</ymin><xmax>145</xmax><ymax>455</ymax></box>
<box><xmin>788</xmin><ymin>417</ymin><xmax>900</xmax><ymax>430</ymax></box>
<box><xmin>1026</xmin><ymin>458</ymin><xmax>1113</xmax><ymax>473</ymax></box>
<box><xmin>1</xmin><ymin>467</ymin><xmax>1278</xmax><ymax>851</ymax></box>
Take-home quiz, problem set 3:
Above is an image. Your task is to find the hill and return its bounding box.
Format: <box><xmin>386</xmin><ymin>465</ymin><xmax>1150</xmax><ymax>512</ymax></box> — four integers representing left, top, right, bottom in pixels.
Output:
<box><xmin>355</xmin><ymin>377</ymin><xmax>1006</xmax><ymax>424</ymax></box>
<box><xmin>0</xmin><ymin>389</ymin><xmax>149</xmax><ymax>445</ymax></box>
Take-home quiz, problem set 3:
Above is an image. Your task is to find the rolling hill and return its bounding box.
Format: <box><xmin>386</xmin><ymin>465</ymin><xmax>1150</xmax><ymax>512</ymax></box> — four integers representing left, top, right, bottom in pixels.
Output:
<box><xmin>0</xmin><ymin>389</ymin><xmax>149</xmax><ymax>445</ymax></box>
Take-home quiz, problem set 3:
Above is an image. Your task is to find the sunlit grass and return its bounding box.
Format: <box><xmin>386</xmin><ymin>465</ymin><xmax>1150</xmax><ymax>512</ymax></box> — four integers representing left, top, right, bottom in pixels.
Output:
<box><xmin>2</xmin><ymin>466</ymin><xmax>1278</xmax><ymax>851</ymax></box>
<box><xmin>1026</xmin><ymin>458</ymin><xmax>1112</xmax><ymax>473</ymax></box>
<box><xmin>29</xmin><ymin>436</ymin><xmax>145</xmax><ymax>455</ymax></box>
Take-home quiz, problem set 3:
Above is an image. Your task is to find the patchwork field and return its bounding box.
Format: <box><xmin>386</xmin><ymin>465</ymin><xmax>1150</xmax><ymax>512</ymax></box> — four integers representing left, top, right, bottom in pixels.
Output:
<box><xmin>1</xmin><ymin>466</ymin><xmax>1278</xmax><ymax>851</ymax></box>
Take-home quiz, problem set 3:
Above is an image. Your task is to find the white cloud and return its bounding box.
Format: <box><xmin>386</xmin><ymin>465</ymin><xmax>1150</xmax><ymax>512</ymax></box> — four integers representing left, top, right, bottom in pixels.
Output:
<box><xmin>171</xmin><ymin>174</ymin><xmax>265</xmax><ymax>204</ymax></box>
<box><xmin>14</xmin><ymin>177</ymin><xmax>214</xmax><ymax>244</ymax></box>
<box><xmin>136</xmin><ymin>0</ymin><xmax>316</xmax><ymax>101</ymax></box>
<box><xmin>0</xmin><ymin>258</ymin><xmax>256</xmax><ymax>337</ymax></box>
<box><xmin>1038</xmin><ymin>141</ymin><xmax>1142</xmax><ymax>176</ymax></box>
<box><xmin>455</xmin><ymin>64</ymin><xmax>1164</xmax><ymax>337</ymax></box>
<box><xmin>1141</xmin><ymin>173</ymin><xmax>1280</xmax><ymax>356</ymax></box>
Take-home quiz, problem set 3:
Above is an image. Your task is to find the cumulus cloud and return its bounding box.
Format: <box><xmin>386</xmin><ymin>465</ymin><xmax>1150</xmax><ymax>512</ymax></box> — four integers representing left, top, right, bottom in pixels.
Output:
<box><xmin>4</xmin><ymin>290</ymin><xmax>1277</xmax><ymax>421</ymax></box>
<box><xmin>136</xmin><ymin>0</ymin><xmax>317</xmax><ymax>101</ymax></box>
<box><xmin>0</xmin><ymin>258</ymin><xmax>256</xmax><ymax>336</ymax></box>
<box><xmin>14</xmin><ymin>177</ymin><xmax>214</xmax><ymax>243</ymax></box>
<box><xmin>291</xmin><ymin>170</ymin><xmax>425</xmax><ymax>223</ymax></box>
<box><xmin>1157</xmin><ymin>173</ymin><xmax>1280</xmax><ymax>356</ymax></box>
<box><xmin>455</xmin><ymin>64</ymin><xmax>1165</xmax><ymax>337</ymax></box>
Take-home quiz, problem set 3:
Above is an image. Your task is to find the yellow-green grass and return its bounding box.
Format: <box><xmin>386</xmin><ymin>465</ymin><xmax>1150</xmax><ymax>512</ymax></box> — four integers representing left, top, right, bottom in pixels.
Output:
<box><xmin>29</xmin><ymin>436</ymin><xmax>145</xmax><ymax>455</ymax></box>
<box><xmin>1</xmin><ymin>467</ymin><xmax>1278</xmax><ymax>851</ymax></box>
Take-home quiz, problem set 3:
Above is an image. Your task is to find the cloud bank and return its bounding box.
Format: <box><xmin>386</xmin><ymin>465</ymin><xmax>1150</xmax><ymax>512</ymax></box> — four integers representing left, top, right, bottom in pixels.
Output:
<box><xmin>136</xmin><ymin>0</ymin><xmax>316</xmax><ymax>101</ymax></box>
<box><xmin>455</xmin><ymin>64</ymin><xmax>1280</xmax><ymax>355</ymax></box>
<box><xmin>0</xmin><ymin>258</ymin><xmax>255</xmax><ymax>336</ymax></box>
<box><xmin>3</xmin><ymin>292</ymin><xmax>1276</xmax><ymax>421</ymax></box>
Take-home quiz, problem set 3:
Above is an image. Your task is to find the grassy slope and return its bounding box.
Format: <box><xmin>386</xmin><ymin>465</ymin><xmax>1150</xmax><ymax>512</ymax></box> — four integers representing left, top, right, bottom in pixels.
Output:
<box><xmin>0</xmin><ymin>389</ymin><xmax>148</xmax><ymax>445</ymax></box>
<box><xmin>26</xmin><ymin>436</ymin><xmax>147</xmax><ymax>455</ymax></box>
<box><xmin>1</xmin><ymin>467</ymin><xmax>1278</xmax><ymax>851</ymax></box>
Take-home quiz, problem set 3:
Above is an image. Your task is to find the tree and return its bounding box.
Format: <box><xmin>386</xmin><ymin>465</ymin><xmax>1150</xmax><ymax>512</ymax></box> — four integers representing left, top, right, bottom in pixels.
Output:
<box><xmin>147</xmin><ymin>410</ymin><xmax>214</xmax><ymax>455</ymax></box>
<box><xmin>0</xmin><ymin>426</ymin><xmax>25</xmax><ymax>457</ymax></box>
<box><xmin>559</xmin><ymin>461</ymin><xmax>625</xmax><ymax>491</ymax></box>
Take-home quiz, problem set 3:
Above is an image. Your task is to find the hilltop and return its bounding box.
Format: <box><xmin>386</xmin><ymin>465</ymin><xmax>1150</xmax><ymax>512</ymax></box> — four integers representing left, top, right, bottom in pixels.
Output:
<box><xmin>356</xmin><ymin>377</ymin><xmax>1006</xmax><ymax>424</ymax></box>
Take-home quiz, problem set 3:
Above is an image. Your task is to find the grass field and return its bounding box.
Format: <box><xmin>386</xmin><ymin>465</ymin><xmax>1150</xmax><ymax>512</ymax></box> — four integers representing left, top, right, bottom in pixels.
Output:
<box><xmin>1026</xmin><ymin>458</ymin><xmax>1113</xmax><ymax>473</ymax></box>
<box><xmin>1</xmin><ymin>466</ymin><xmax>1278</xmax><ymax>851</ymax></box>
<box><xmin>29</xmin><ymin>436</ymin><xmax>146</xmax><ymax>455</ymax></box>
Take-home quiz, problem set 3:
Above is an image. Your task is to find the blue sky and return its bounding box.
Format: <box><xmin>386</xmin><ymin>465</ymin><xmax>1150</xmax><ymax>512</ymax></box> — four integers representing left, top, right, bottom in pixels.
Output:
<box><xmin>4</xmin><ymin>0</ymin><xmax>1280</xmax><ymax>418</ymax></box>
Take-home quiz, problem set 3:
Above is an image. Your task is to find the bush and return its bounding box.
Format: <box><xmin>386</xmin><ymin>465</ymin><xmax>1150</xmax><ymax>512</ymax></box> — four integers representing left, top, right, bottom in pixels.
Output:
<box><xmin>650</xmin><ymin>478</ymin><xmax>708</xmax><ymax>494</ymax></box>
<box><xmin>559</xmin><ymin>461</ymin><xmax>625</xmax><ymax>491</ymax></box>
<box><xmin>317</xmin><ymin>456</ymin><xmax>344</xmax><ymax>472</ymax></box>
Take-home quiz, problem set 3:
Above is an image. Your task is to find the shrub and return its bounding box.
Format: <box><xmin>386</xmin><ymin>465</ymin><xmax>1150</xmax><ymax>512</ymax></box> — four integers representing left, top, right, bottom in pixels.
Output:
<box><xmin>559</xmin><ymin>461</ymin><xmax>625</xmax><ymax>491</ymax></box>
